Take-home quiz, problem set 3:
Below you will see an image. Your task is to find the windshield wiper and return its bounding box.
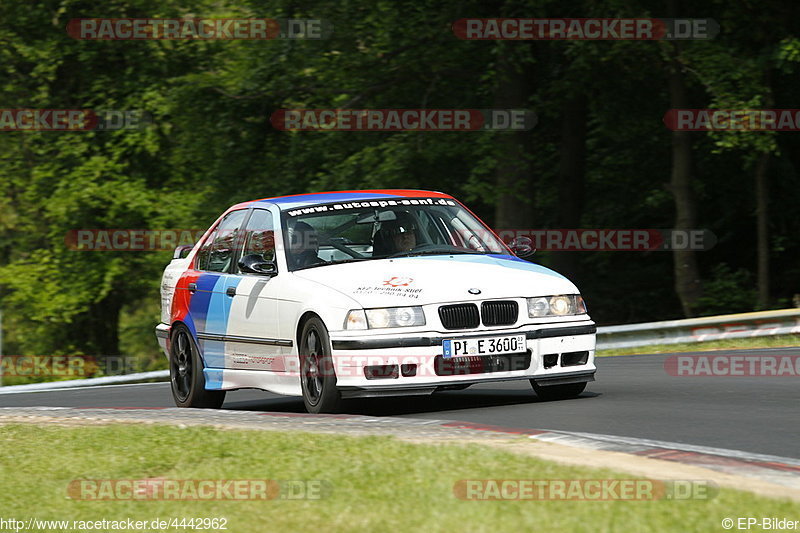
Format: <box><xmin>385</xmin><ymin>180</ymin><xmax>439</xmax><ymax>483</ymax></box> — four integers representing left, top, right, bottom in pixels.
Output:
<box><xmin>389</xmin><ymin>249</ymin><xmax>488</xmax><ymax>258</ymax></box>
<box><xmin>294</xmin><ymin>257</ymin><xmax>372</xmax><ymax>270</ymax></box>
<box><xmin>330</xmin><ymin>257</ymin><xmax>373</xmax><ymax>265</ymax></box>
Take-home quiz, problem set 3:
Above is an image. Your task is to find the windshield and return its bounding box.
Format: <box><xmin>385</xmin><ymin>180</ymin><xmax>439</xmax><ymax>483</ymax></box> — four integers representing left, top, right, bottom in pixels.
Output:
<box><xmin>280</xmin><ymin>197</ymin><xmax>508</xmax><ymax>271</ymax></box>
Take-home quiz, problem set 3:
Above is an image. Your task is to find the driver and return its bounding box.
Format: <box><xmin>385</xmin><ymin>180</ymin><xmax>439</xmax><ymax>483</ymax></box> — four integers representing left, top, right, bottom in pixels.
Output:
<box><xmin>286</xmin><ymin>221</ymin><xmax>325</xmax><ymax>269</ymax></box>
<box><xmin>380</xmin><ymin>212</ymin><xmax>418</xmax><ymax>254</ymax></box>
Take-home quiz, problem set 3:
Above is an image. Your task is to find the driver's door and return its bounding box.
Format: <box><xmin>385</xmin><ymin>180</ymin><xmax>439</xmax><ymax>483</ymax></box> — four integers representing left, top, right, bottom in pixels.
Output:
<box><xmin>224</xmin><ymin>208</ymin><xmax>288</xmax><ymax>371</ymax></box>
<box><xmin>185</xmin><ymin>209</ymin><xmax>248</xmax><ymax>369</ymax></box>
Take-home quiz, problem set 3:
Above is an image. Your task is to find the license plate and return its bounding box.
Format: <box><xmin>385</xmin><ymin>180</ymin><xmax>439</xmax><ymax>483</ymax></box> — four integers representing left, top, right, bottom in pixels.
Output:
<box><xmin>442</xmin><ymin>334</ymin><xmax>526</xmax><ymax>358</ymax></box>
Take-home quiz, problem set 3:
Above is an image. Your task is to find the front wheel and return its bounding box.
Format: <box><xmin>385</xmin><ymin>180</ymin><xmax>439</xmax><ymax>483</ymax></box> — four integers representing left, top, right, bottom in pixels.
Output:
<box><xmin>531</xmin><ymin>381</ymin><xmax>586</xmax><ymax>401</ymax></box>
<box><xmin>299</xmin><ymin>317</ymin><xmax>342</xmax><ymax>414</ymax></box>
<box><xmin>169</xmin><ymin>324</ymin><xmax>226</xmax><ymax>408</ymax></box>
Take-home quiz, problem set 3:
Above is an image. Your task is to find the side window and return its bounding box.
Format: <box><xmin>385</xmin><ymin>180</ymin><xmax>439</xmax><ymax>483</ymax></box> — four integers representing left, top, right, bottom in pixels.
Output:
<box><xmin>195</xmin><ymin>210</ymin><xmax>248</xmax><ymax>273</ymax></box>
<box><xmin>238</xmin><ymin>209</ymin><xmax>275</xmax><ymax>272</ymax></box>
<box><xmin>194</xmin><ymin>228</ymin><xmax>218</xmax><ymax>271</ymax></box>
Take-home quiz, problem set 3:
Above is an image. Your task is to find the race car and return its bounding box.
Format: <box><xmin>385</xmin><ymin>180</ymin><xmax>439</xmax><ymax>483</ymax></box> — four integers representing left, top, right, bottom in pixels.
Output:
<box><xmin>156</xmin><ymin>189</ymin><xmax>597</xmax><ymax>413</ymax></box>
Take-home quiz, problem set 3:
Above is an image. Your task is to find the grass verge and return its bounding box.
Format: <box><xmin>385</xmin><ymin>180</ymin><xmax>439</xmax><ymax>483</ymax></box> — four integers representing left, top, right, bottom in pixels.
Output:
<box><xmin>1</xmin><ymin>424</ymin><xmax>798</xmax><ymax>532</ymax></box>
<box><xmin>597</xmin><ymin>334</ymin><xmax>800</xmax><ymax>357</ymax></box>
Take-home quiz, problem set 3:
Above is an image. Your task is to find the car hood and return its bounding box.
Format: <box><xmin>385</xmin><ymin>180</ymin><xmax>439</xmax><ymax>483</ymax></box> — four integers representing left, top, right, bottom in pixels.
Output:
<box><xmin>291</xmin><ymin>254</ymin><xmax>578</xmax><ymax>307</ymax></box>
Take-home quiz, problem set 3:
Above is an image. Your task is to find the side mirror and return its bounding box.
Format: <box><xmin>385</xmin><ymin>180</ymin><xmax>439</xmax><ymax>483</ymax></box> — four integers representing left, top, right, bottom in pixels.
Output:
<box><xmin>508</xmin><ymin>236</ymin><xmax>536</xmax><ymax>259</ymax></box>
<box><xmin>173</xmin><ymin>245</ymin><xmax>194</xmax><ymax>260</ymax></box>
<box><xmin>238</xmin><ymin>254</ymin><xmax>278</xmax><ymax>276</ymax></box>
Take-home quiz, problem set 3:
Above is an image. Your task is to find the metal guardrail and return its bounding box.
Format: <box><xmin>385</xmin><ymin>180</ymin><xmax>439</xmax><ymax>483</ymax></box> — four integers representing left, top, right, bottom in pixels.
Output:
<box><xmin>0</xmin><ymin>370</ymin><xmax>169</xmax><ymax>394</ymax></box>
<box><xmin>1</xmin><ymin>309</ymin><xmax>798</xmax><ymax>393</ymax></box>
<box><xmin>596</xmin><ymin>308</ymin><xmax>800</xmax><ymax>350</ymax></box>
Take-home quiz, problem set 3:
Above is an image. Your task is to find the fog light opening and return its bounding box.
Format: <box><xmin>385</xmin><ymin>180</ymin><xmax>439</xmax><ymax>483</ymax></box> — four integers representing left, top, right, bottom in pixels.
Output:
<box><xmin>561</xmin><ymin>351</ymin><xmax>589</xmax><ymax>367</ymax></box>
<box><xmin>364</xmin><ymin>364</ymin><xmax>399</xmax><ymax>380</ymax></box>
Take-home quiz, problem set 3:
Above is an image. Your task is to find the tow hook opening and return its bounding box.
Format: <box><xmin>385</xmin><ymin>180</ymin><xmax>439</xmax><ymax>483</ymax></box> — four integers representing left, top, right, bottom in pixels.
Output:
<box><xmin>542</xmin><ymin>353</ymin><xmax>559</xmax><ymax>369</ymax></box>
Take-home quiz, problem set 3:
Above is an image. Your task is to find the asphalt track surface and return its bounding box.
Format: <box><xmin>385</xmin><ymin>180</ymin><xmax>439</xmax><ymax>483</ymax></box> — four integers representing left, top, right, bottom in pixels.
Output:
<box><xmin>1</xmin><ymin>348</ymin><xmax>798</xmax><ymax>459</ymax></box>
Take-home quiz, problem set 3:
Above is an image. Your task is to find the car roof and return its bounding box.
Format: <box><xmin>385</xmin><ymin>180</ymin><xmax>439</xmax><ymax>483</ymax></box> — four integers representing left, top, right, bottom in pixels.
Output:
<box><xmin>232</xmin><ymin>189</ymin><xmax>454</xmax><ymax>211</ymax></box>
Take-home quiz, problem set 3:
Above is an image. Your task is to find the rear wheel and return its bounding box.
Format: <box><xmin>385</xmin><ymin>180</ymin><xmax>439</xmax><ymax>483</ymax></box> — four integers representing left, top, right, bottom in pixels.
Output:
<box><xmin>299</xmin><ymin>317</ymin><xmax>342</xmax><ymax>414</ymax></box>
<box><xmin>531</xmin><ymin>381</ymin><xmax>586</xmax><ymax>401</ymax></box>
<box><xmin>169</xmin><ymin>324</ymin><xmax>226</xmax><ymax>408</ymax></box>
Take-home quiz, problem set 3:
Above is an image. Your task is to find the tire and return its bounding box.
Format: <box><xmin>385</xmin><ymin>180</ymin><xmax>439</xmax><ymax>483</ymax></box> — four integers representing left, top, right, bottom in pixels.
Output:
<box><xmin>299</xmin><ymin>316</ymin><xmax>342</xmax><ymax>414</ymax></box>
<box><xmin>169</xmin><ymin>324</ymin><xmax>226</xmax><ymax>409</ymax></box>
<box><xmin>531</xmin><ymin>381</ymin><xmax>586</xmax><ymax>401</ymax></box>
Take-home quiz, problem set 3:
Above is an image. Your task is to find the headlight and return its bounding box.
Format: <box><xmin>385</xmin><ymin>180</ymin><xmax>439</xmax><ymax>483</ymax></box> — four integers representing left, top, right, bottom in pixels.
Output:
<box><xmin>345</xmin><ymin>307</ymin><xmax>425</xmax><ymax>329</ymax></box>
<box><xmin>526</xmin><ymin>295</ymin><xmax>586</xmax><ymax>318</ymax></box>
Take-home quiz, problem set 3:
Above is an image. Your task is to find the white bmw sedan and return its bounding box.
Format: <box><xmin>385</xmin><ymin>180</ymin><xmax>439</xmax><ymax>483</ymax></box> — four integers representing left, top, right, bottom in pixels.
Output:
<box><xmin>156</xmin><ymin>189</ymin><xmax>596</xmax><ymax>413</ymax></box>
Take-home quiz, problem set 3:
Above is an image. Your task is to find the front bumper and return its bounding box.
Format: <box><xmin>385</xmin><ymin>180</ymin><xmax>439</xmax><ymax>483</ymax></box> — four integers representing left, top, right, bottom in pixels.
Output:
<box><xmin>328</xmin><ymin>322</ymin><xmax>597</xmax><ymax>397</ymax></box>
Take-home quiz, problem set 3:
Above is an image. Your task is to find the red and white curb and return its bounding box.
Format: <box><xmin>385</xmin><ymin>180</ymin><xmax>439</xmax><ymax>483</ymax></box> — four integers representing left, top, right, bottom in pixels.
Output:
<box><xmin>441</xmin><ymin>421</ymin><xmax>800</xmax><ymax>489</ymax></box>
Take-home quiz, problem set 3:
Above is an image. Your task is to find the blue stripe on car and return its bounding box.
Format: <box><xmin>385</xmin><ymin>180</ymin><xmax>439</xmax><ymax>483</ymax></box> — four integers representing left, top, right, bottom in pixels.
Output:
<box><xmin>203</xmin><ymin>368</ymin><xmax>224</xmax><ymax>390</ymax></box>
<box><xmin>189</xmin><ymin>274</ymin><xmax>241</xmax><ymax>369</ymax></box>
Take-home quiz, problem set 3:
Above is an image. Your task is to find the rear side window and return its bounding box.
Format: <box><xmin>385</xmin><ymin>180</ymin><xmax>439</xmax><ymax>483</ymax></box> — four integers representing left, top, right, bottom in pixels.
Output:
<box><xmin>195</xmin><ymin>210</ymin><xmax>248</xmax><ymax>273</ymax></box>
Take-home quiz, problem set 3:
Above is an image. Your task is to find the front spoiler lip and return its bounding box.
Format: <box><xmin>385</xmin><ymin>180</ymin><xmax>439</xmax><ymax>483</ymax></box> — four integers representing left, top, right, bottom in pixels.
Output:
<box><xmin>331</xmin><ymin>324</ymin><xmax>597</xmax><ymax>350</ymax></box>
<box><xmin>155</xmin><ymin>323</ymin><xmax>170</xmax><ymax>339</ymax></box>
<box><xmin>337</xmin><ymin>370</ymin><xmax>596</xmax><ymax>398</ymax></box>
